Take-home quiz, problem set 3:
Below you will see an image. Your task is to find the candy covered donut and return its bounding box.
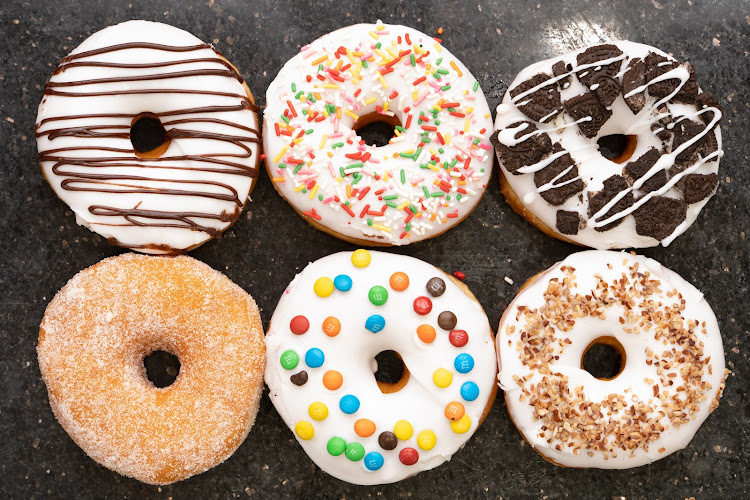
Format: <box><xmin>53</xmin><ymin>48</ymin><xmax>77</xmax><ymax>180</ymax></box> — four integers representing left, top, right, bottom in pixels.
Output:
<box><xmin>265</xmin><ymin>250</ymin><xmax>497</xmax><ymax>484</ymax></box>
<box><xmin>36</xmin><ymin>21</ymin><xmax>261</xmax><ymax>254</ymax></box>
<box><xmin>264</xmin><ymin>22</ymin><xmax>494</xmax><ymax>245</ymax></box>
<box><xmin>491</xmin><ymin>41</ymin><xmax>723</xmax><ymax>248</ymax></box>
<box><xmin>37</xmin><ymin>253</ymin><xmax>266</xmax><ymax>484</ymax></box>
<box><xmin>497</xmin><ymin>251</ymin><xmax>727</xmax><ymax>468</ymax></box>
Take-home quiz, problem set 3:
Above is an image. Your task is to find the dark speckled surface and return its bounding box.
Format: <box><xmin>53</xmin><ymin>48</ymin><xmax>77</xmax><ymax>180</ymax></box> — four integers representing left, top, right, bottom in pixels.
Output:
<box><xmin>1</xmin><ymin>0</ymin><xmax>748</xmax><ymax>498</ymax></box>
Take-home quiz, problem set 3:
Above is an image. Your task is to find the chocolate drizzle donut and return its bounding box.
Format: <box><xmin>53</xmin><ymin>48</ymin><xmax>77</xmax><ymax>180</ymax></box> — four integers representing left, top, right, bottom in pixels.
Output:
<box><xmin>492</xmin><ymin>41</ymin><xmax>723</xmax><ymax>249</ymax></box>
<box><xmin>36</xmin><ymin>21</ymin><xmax>261</xmax><ymax>254</ymax></box>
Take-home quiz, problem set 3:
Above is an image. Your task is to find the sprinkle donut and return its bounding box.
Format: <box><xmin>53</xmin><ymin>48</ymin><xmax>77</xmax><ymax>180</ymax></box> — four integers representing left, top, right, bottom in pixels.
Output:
<box><xmin>264</xmin><ymin>22</ymin><xmax>494</xmax><ymax>245</ymax></box>
<box><xmin>37</xmin><ymin>253</ymin><xmax>266</xmax><ymax>484</ymax></box>
<box><xmin>497</xmin><ymin>251</ymin><xmax>727</xmax><ymax>468</ymax></box>
<box><xmin>36</xmin><ymin>21</ymin><xmax>261</xmax><ymax>254</ymax></box>
<box><xmin>491</xmin><ymin>41</ymin><xmax>723</xmax><ymax>248</ymax></box>
<box><xmin>264</xmin><ymin>250</ymin><xmax>497</xmax><ymax>484</ymax></box>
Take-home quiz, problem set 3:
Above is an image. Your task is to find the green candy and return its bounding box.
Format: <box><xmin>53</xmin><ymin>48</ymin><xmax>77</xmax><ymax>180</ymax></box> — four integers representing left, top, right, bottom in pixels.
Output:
<box><xmin>368</xmin><ymin>286</ymin><xmax>388</xmax><ymax>306</ymax></box>
<box><xmin>345</xmin><ymin>442</ymin><xmax>365</xmax><ymax>461</ymax></box>
<box><xmin>327</xmin><ymin>437</ymin><xmax>346</xmax><ymax>456</ymax></box>
<box><xmin>280</xmin><ymin>350</ymin><xmax>299</xmax><ymax>370</ymax></box>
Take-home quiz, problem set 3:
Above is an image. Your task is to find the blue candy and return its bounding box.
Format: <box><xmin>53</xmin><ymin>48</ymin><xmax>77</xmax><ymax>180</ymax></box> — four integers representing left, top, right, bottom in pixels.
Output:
<box><xmin>364</xmin><ymin>451</ymin><xmax>384</xmax><ymax>471</ymax></box>
<box><xmin>365</xmin><ymin>314</ymin><xmax>386</xmax><ymax>333</ymax></box>
<box><xmin>334</xmin><ymin>274</ymin><xmax>353</xmax><ymax>292</ymax></box>
<box><xmin>339</xmin><ymin>395</ymin><xmax>360</xmax><ymax>414</ymax></box>
<box><xmin>454</xmin><ymin>353</ymin><xmax>474</xmax><ymax>373</ymax></box>
<box><xmin>460</xmin><ymin>381</ymin><xmax>479</xmax><ymax>401</ymax></box>
<box><xmin>305</xmin><ymin>348</ymin><xmax>325</xmax><ymax>368</ymax></box>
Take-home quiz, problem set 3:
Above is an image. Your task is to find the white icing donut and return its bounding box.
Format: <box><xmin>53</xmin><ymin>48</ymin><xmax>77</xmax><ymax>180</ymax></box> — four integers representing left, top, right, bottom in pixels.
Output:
<box><xmin>265</xmin><ymin>249</ymin><xmax>497</xmax><ymax>484</ymax></box>
<box><xmin>492</xmin><ymin>41</ymin><xmax>723</xmax><ymax>249</ymax></box>
<box><xmin>263</xmin><ymin>22</ymin><xmax>493</xmax><ymax>245</ymax></box>
<box><xmin>497</xmin><ymin>250</ymin><xmax>727</xmax><ymax>468</ymax></box>
<box><xmin>36</xmin><ymin>20</ymin><xmax>261</xmax><ymax>254</ymax></box>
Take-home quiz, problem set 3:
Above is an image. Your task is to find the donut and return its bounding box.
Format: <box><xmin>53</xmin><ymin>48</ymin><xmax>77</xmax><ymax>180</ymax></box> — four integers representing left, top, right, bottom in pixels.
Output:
<box><xmin>496</xmin><ymin>250</ymin><xmax>727</xmax><ymax>468</ymax></box>
<box><xmin>264</xmin><ymin>249</ymin><xmax>497</xmax><ymax>484</ymax></box>
<box><xmin>491</xmin><ymin>41</ymin><xmax>723</xmax><ymax>248</ymax></box>
<box><xmin>37</xmin><ymin>253</ymin><xmax>266</xmax><ymax>484</ymax></box>
<box><xmin>263</xmin><ymin>21</ymin><xmax>494</xmax><ymax>246</ymax></box>
<box><xmin>35</xmin><ymin>21</ymin><xmax>261</xmax><ymax>254</ymax></box>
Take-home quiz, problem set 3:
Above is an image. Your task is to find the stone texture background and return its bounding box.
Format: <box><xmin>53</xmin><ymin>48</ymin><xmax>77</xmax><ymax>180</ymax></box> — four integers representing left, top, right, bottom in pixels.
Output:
<box><xmin>1</xmin><ymin>0</ymin><xmax>748</xmax><ymax>498</ymax></box>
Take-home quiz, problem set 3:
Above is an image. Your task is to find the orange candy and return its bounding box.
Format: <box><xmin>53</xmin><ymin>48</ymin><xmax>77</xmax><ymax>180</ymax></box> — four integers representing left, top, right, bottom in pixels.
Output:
<box><xmin>444</xmin><ymin>401</ymin><xmax>465</xmax><ymax>421</ymax></box>
<box><xmin>416</xmin><ymin>324</ymin><xmax>436</xmax><ymax>343</ymax></box>
<box><xmin>389</xmin><ymin>272</ymin><xmax>410</xmax><ymax>291</ymax></box>
<box><xmin>322</xmin><ymin>316</ymin><xmax>341</xmax><ymax>337</ymax></box>
<box><xmin>354</xmin><ymin>418</ymin><xmax>376</xmax><ymax>437</ymax></box>
<box><xmin>323</xmin><ymin>370</ymin><xmax>343</xmax><ymax>390</ymax></box>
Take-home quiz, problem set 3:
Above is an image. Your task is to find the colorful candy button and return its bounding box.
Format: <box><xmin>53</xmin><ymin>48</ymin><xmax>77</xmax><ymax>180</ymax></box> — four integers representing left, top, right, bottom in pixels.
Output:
<box><xmin>308</xmin><ymin>402</ymin><xmax>328</xmax><ymax>421</ymax></box>
<box><xmin>378</xmin><ymin>431</ymin><xmax>398</xmax><ymax>450</ymax></box>
<box><xmin>323</xmin><ymin>370</ymin><xmax>343</xmax><ymax>390</ymax></box>
<box><xmin>305</xmin><ymin>348</ymin><xmax>325</xmax><ymax>368</ymax></box>
<box><xmin>314</xmin><ymin>277</ymin><xmax>334</xmax><ymax>297</ymax></box>
<box><xmin>368</xmin><ymin>285</ymin><xmax>388</xmax><ymax>306</ymax></box>
<box><xmin>393</xmin><ymin>420</ymin><xmax>413</xmax><ymax>440</ymax></box>
<box><xmin>322</xmin><ymin>316</ymin><xmax>341</xmax><ymax>337</ymax></box>
<box><xmin>454</xmin><ymin>353</ymin><xmax>474</xmax><ymax>373</ymax></box>
<box><xmin>295</xmin><ymin>421</ymin><xmax>314</xmax><ymax>440</ymax></box>
<box><xmin>425</xmin><ymin>277</ymin><xmax>446</xmax><ymax>297</ymax></box>
<box><xmin>449</xmin><ymin>329</ymin><xmax>469</xmax><ymax>347</ymax></box>
<box><xmin>339</xmin><ymin>395</ymin><xmax>360</xmax><ymax>414</ymax></box>
<box><xmin>437</xmin><ymin>311</ymin><xmax>457</xmax><ymax>330</ymax></box>
<box><xmin>290</xmin><ymin>370</ymin><xmax>308</xmax><ymax>386</ymax></box>
<box><xmin>413</xmin><ymin>296</ymin><xmax>433</xmax><ymax>315</ymax></box>
<box><xmin>389</xmin><ymin>272</ymin><xmax>409</xmax><ymax>291</ymax></box>
<box><xmin>351</xmin><ymin>249</ymin><xmax>371</xmax><ymax>267</ymax></box>
<box><xmin>345</xmin><ymin>442</ymin><xmax>365</xmax><ymax>461</ymax></box>
<box><xmin>399</xmin><ymin>447</ymin><xmax>419</xmax><ymax>465</ymax></box>
<box><xmin>433</xmin><ymin>368</ymin><xmax>453</xmax><ymax>388</ymax></box>
<box><xmin>444</xmin><ymin>401</ymin><xmax>465</xmax><ymax>421</ymax></box>
<box><xmin>364</xmin><ymin>452</ymin><xmax>384</xmax><ymax>471</ymax></box>
<box><xmin>327</xmin><ymin>437</ymin><xmax>346</xmax><ymax>456</ymax></box>
<box><xmin>334</xmin><ymin>274</ymin><xmax>353</xmax><ymax>292</ymax></box>
<box><xmin>417</xmin><ymin>430</ymin><xmax>437</xmax><ymax>450</ymax></box>
<box><xmin>354</xmin><ymin>419</ymin><xmax>376</xmax><ymax>437</ymax></box>
<box><xmin>461</xmin><ymin>381</ymin><xmax>480</xmax><ymax>401</ymax></box>
<box><xmin>416</xmin><ymin>324</ymin><xmax>436</xmax><ymax>343</ymax></box>
<box><xmin>450</xmin><ymin>414</ymin><xmax>472</xmax><ymax>434</ymax></box>
<box><xmin>365</xmin><ymin>314</ymin><xmax>385</xmax><ymax>333</ymax></box>
<box><xmin>280</xmin><ymin>350</ymin><xmax>299</xmax><ymax>370</ymax></box>
<box><xmin>290</xmin><ymin>315</ymin><xmax>309</xmax><ymax>335</ymax></box>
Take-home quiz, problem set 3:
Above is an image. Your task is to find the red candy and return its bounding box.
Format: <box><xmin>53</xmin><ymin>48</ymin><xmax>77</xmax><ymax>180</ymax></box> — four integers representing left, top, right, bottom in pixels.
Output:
<box><xmin>449</xmin><ymin>329</ymin><xmax>469</xmax><ymax>347</ymax></box>
<box><xmin>452</xmin><ymin>271</ymin><xmax>465</xmax><ymax>280</ymax></box>
<box><xmin>399</xmin><ymin>447</ymin><xmax>419</xmax><ymax>465</ymax></box>
<box><xmin>290</xmin><ymin>315</ymin><xmax>310</xmax><ymax>335</ymax></box>
<box><xmin>413</xmin><ymin>296</ymin><xmax>433</xmax><ymax>315</ymax></box>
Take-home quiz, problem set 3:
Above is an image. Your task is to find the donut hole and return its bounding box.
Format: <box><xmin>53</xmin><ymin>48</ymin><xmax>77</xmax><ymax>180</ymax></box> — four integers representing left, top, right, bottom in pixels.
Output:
<box><xmin>353</xmin><ymin>113</ymin><xmax>402</xmax><ymax>148</ymax></box>
<box><xmin>597</xmin><ymin>134</ymin><xmax>637</xmax><ymax>164</ymax></box>
<box><xmin>373</xmin><ymin>350</ymin><xmax>410</xmax><ymax>394</ymax></box>
<box><xmin>131</xmin><ymin>113</ymin><xmax>171</xmax><ymax>158</ymax></box>
<box><xmin>143</xmin><ymin>349</ymin><xmax>181</xmax><ymax>388</ymax></box>
<box><xmin>581</xmin><ymin>336</ymin><xmax>626</xmax><ymax>381</ymax></box>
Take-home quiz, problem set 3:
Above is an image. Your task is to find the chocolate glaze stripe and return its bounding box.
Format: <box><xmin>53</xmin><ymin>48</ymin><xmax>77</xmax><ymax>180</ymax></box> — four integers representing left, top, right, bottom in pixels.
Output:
<box><xmin>60</xmin><ymin>42</ymin><xmax>212</xmax><ymax>62</ymax></box>
<box><xmin>54</xmin><ymin>57</ymin><xmax>238</xmax><ymax>73</ymax></box>
<box><xmin>46</xmin><ymin>68</ymin><xmax>244</xmax><ymax>87</ymax></box>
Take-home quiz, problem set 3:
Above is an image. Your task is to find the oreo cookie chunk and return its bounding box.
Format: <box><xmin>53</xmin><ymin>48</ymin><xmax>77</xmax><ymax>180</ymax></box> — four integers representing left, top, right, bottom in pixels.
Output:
<box><xmin>509</xmin><ymin>73</ymin><xmax>563</xmax><ymax>123</ymax></box>
<box><xmin>695</xmin><ymin>92</ymin><xmax>723</xmax><ymax>125</ymax></box>
<box><xmin>587</xmin><ymin>175</ymin><xmax>635</xmax><ymax>231</ymax></box>
<box><xmin>564</xmin><ymin>92</ymin><xmax>612</xmax><ymax>138</ymax></box>
<box><xmin>490</xmin><ymin>122</ymin><xmax>553</xmax><ymax>175</ymax></box>
<box><xmin>556</xmin><ymin>210</ymin><xmax>582</xmax><ymax>235</ymax></box>
<box><xmin>672</xmin><ymin>119</ymin><xmax>708</xmax><ymax>165</ymax></box>
<box><xmin>623</xmin><ymin>148</ymin><xmax>668</xmax><ymax>193</ymax></box>
<box><xmin>533</xmin><ymin>143</ymin><xmax>585</xmax><ymax>205</ymax></box>
<box><xmin>622</xmin><ymin>57</ymin><xmax>647</xmax><ymax>113</ymax></box>
<box><xmin>633</xmin><ymin>196</ymin><xmax>687</xmax><ymax>241</ymax></box>
<box><xmin>643</xmin><ymin>53</ymin><xmax>698</xmax><ymax>104</ymax></box>
<box><xmin>552</xmin><ymin>61</ymin><xmax>572</xmax><ymax>89</ymax></box>
<box><xmin>575</xmin><ymin>44</ymin><xmax>624</xmax><ymax>107</ymax></box>
<box><xmin>680</xmin><ymin>173</ymin><xmax>719</xmax><ymax>204</ymax></box>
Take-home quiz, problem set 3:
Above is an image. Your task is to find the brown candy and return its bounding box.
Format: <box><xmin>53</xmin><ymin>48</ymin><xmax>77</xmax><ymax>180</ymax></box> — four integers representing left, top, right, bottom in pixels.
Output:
<box><xmin>425</xmin><ymin>277</ymin><xmax>446</xmax><ymax>297</ymax></box>
<box><xmin>437</xmin><ymin>311</ymin><xmax>457</xmax><ymax>331</ymax></box>
<box><xmin>378</xmin><ymin>431</ymin><xmax>398</xmax><ymax>450</ymax></box>
<box><xmin>290</xmin><ymin>371</ymin><xmax>308</xmax><ymax>386</ymax></box>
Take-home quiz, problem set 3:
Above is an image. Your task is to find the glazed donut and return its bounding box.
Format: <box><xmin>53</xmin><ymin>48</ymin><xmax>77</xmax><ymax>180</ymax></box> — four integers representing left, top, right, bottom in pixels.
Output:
<box><xmin>35</xmin><ymin>21</ymin><xmax>261</xmax><ymax>254</ymax></box>
<box><xmin>264</xmin><ymin>21</ymin><xmax>494</xmax><ymax>246</ymax></box>
<box><xmin>491</xmin><ymin>41</ymin><xmax>723</xmax><ymax>248</ymax></box>
<box><xmin>264</xmin><ymin>249</ymin><xmax>497</xmax><ymax>484</ymax></box>
<box><xmin>37</xmin><ymin>253</ymin><xmax>266</xmax><ymax>484</ymax></box>
<box><xmin>496</xmin><ymin>250</ymin><xmax>727</xmax><ymax>468</ymax></box>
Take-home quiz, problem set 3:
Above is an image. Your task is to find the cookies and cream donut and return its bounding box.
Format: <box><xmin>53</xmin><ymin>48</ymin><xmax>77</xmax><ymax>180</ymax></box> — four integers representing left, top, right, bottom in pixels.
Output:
<box><xmin>37</xmin><ymin>253</ymin><xmax>266</xmax><ymax>484</ymax></box>
<box><xmin>264</xmin><ymin>22</ymin><xmax>494</xmax><ymax>245</ymax></box>
<box><xmin>497</xmin><ymin>250</ymin><xmax>727</xmax><ymax>468</ymax></box>
<box><xmin>265</xmin><ymin>249</ymin><xmax>497</xmax><ymax>484</ymax></box>
<box><xmin>35</xmin><ymin>21</ymin><xmax>261</xmax><ymax>254</ymax></box>
<box><xmin>491</xmin><ymin>41</ymin><xmax>723</xmax><ymax>248</ymax></box>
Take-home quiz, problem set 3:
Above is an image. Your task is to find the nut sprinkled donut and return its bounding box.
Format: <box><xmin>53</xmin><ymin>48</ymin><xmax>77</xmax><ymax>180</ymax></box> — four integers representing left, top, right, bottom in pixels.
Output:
<box><xmin>491</xmin><ymin>41</ymin><xmax>723</xmax><ymax>248</ymax></box>
<box><xmin>497</xmin><ymin>251</ymin><xmax>727</xmax><ymax>468</ymax></box>
<box><xmin>264</xmin><ymin>21</ymin><xmax>494</xmax><ymax>245</ymax></box>
<box><xmin>36</xmin><ymin>21</ymin><xmax>261</xmax><ymax>254</ymax></box>
<box><xmin>38</xmin><ymin>253</ymin><xmax>265</xmax><ymax>484</ymax></box>
<box><xmin>265</xmin><ymin>250</ymin><xmax>497</xmax><ymax>484</ymax></box>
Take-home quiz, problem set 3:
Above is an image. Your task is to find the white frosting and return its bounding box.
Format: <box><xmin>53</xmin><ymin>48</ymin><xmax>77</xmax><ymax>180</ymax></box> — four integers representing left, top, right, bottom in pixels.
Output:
<box><xmin>36</xmin><ymin>21</ymin><xmax>260</xmax><ymax>254</ymax></box>
<box><xmin>264</xmin><ymin>22</ymin><xmax>493</xmax><ymax>245</ymax></box>
<box><xmin>497</xmin><ymin>250</ymin><xmax>726</xmax><ymax>468</ymax></box>
<box><xmin>493</xmin><ymin>41</ymin><xmax>723</xmax><ymax>249</ymax></box>
<box><xmin>265</xmin><ymin>250</ymin><xmax>496</xmax><ymax>484</ymax></box>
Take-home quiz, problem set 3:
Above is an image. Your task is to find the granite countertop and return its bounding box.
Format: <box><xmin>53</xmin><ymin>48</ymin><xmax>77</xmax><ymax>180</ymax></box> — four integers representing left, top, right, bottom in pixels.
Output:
<box><xmin>1</xmin><ymin>0</ymin><xmax>748</xmax><ymax>498</ymax></box>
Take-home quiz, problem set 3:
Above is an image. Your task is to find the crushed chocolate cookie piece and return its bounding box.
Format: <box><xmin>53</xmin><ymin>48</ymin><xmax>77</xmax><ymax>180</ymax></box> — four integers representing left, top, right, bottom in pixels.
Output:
<box><xmin>591</xmin><ymin>74</ymin><xmax>621</xmax><ymax>107</ymax></box>
<box><xmin>633</xmin><ymin>196</ymin><xmax>687</xmax><ymax>240</ymax></box>
<box><xmin>674</xmin><ymin>63</ymin><xmax>699</xmax><ymax>104</ymax></box>
<box><xmin>651</xmin><ymin>122</ymin><xmax>672</xmax><ymax>143</ymax></box>
<box><xmin>564</xmin><ymin>92</ymin><xmax>612</xmax><ymax>138</ymax></box>
<box><xmin>490</xmin><ymin>122</ymin><xmax>553</xmax><ymax>175</ymax></box>
<box><xmin>672</xmin><ymin>119</ymin><xmax>707</xmax><ymax>164</ymax></box>
<box><xmin>588</xmin><ymin>175</ymin><xmax>634</xmax><ymax>231</ymax></box>
<box><xmin>644</xmin><ymin>52</ymin><xmax>680</xmax><ymax>99</ymax></box>
<box><xmin>622</xmin><ymin>57</ymin><xmax>647</xmax><ymax>113</ymax></box>
<box><xmin>533</xmin><ymin>143</ymin><xmax>585</xmax><ymax>205</ymax></box>
<box><xmin>623</xmin><ymin>148</ymin><xmax>668</xmax><ymax>193</ymax></box>
<box><xmin>695</xmin><ymin>92</ymin><xmax>723</xmax><ymax>125</ymax></box>
<box><xmin>556</xmin><ymin>210</ymin><xmax>582</xmax><ymax>235</ymax></box>
<box><xmin>699</xmin><ymin>128</ymin><xmax>719</xmax><ymax>158</ymax></box>
<box><xmin>575</xmin><ymin>44</ymin><xmax>624</xmax><ymax>87</ymax></box>
<box><xmin>680</xmin><ymin>173</ymin><xmax>719</xmax><ymax>204</ymax></box>
<box><xmin>509</xmin><ymin>73</ymin><xmax>563</xmax><ymax>122</ymax></box>
<box><xmin>552</xmin><ymin>61</ymin><xmax>572</xmax><ymax>88</ymax></box>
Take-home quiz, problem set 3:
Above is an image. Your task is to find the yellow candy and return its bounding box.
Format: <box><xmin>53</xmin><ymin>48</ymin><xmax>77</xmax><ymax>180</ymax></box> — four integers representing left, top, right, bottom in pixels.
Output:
<box><xmin>308</xmin><ymin>402</ymin><xmax>328</xmax><ymax>421</ymax></box>
<box><xmin>295</xmin><ymin>421</ymin><xmax>314</xmax><ymax>440</ymax></box>
<box><xmin>314</xmin><ymin>277</ymin><xmax>334</xmax><ymax>297</ymax></box>
<box><xmin>433</xmin><ymin>368</ymin><xmax>453</xmax><ymax>388</ymax></box>
<box><xmin>450</xmin><ymin>414</ymin><xmax>472</xmax><ymax>434</ymax></box>
<box><xmin>417</xmin><ymin>430</ymin><xmax>437</xmax><ymax>450</ymax></box>
<box><xmin>393</xmin><ymin>420</ymin><xmax>413</xmax><ymax>440</ymax></box>
<box><xmin>351</xmin><ymin>249</ymin><xmax>371</xmax><ymax>268</ymax></box>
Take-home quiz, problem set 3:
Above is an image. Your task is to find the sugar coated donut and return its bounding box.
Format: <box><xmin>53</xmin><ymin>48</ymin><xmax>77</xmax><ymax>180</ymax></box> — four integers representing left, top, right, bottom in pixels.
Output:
<box><xmin>491</xmin><ymin>41</ymin><xmax>723</xmax><ymax>248</ymax></box>
<box><xmin>37</xmin><ymin>253</ymin><xmax>265</xmax><ymax>484</ymax></box>
<box><xmin>264</xmin><ymin>21</ymin><xmax>494</xmax><ymax>246</ymax></box>
<box><xmin>264</xmin><ymin>249</ymin><xmax>497</xmax><ymax>484</ymax></box>
<box><xmin>497</xmin><ymin>250</ymin><xmax>727</xmax><ymax>468</ymax></box>
<box><xmin>36</xmin><ymin>21</ymin><xmax>261</xmax><ymax>254</ymax></box>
